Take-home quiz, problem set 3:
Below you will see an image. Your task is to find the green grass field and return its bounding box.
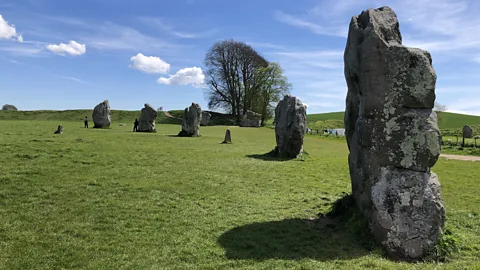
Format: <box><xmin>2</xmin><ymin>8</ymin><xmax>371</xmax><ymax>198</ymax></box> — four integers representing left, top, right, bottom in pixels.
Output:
<box><xmin>1</xmin><ymin>120</ymin><xmax>479</xmax><ymax>269</ymax></box>
<box><xmin>306</xmin><ymin>111</ymin><xmax>480</xmax><ymax>130</ymax></box>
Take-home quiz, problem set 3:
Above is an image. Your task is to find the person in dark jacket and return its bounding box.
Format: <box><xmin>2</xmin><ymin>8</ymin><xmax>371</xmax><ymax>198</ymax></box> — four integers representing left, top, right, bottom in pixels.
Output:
<box><xmin>133</xmin><ymin>118</ymin><xmax>139</xmax><ymax>132</ymax></box>
<box><xmin>84</xmin><ymin>116</ymin><xmax>88</xmax><ymax>128</ymax></box>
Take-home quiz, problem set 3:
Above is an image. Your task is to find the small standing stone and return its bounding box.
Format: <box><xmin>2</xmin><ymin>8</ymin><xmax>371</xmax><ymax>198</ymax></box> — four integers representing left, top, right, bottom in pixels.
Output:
<box><xmin>54</xmin><ymin>125</ymin><xmax>63</xmax><ymax>134</ymax></box>
<box><xmin>178</xmin><ymin>103</ymin><xmax>202</xmax><ymax>137</ymax></box>
<box><xmin>137</xmin><ymin>103</ymin><xmax>158</xmax><ymax>132</ymax></box>
<box><xmin>222</xmin><ymin>129</ymin><xmax>232</xmax><ymax>144</ymax></box>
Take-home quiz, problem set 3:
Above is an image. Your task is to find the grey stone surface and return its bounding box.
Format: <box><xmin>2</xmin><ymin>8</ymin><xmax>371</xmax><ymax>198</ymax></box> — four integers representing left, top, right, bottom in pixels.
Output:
<box><xmin>344</xmin><ymin>6</ymin><xmax>445</xmax><ymax>261</ymax></box>
<box><xmin>463</xmin><ymin>125</ymin><xmax>473</xmax><ymax>139</ymax></box>
<box><xmin>178</xmin><ymin>103</ymin><xmax>202</xmax><ymax>137</ymax></box>
<box><xmin>222</xmin><ymin>129</ymin><xmax>232</xmax><ymax>144</ymax></box>
<box><xmin>201</xmin><ymin>111</ymin><xmax>211</xmax><ymax>126</ymax></box>
<box><xmin>54</xmin><ymin>125</ymin><xmax>63</xmax><ymax>134</ymax></box>
<box><xmin>137</xmin><ymin>103</ymin><xmax>157</xmax><ymax>132</ymax></box>
<box><xmin>274</xmin><ymin>95</ymin><xmax>306</xmax><ymax>158</ymax></box>
<box><xmin>92</xmin><ymin>100</ymin><xmax>111</xmax><ymax>128</ymax></box>
<box><xmin>240</xmin><ymin>110</ymin><xmax>262</xmax><ymax>127</ymax></box>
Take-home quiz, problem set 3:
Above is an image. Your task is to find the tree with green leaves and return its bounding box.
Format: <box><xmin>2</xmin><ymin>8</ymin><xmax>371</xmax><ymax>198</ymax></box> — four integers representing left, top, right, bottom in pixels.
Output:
<box><xmin>253</xmin><ymin>62</ymin><xmax>291</xmax><ymax>125</ymax></box>
<box><xmin>204</xmin><ymin>39</ymin><xmax>268</xmax><ymax>121</ymax></box>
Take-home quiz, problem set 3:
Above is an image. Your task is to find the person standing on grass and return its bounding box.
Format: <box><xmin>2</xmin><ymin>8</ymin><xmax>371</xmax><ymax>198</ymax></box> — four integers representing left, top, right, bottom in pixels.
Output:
<box><xmin>133</xmin><ymin>118</ymin><xmax>139</xmax><ymax>132</ymax></box>
<box><xmin>84</xmin><ymin>116</ymin><xmax>89</xmax><ymax>128</ymax></box>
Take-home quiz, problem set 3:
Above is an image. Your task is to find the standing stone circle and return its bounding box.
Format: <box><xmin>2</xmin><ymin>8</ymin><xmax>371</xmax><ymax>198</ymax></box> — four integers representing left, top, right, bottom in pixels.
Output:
<box><xmin>137</xmin><ymin>103</ymin><xmax>158</xmax><ymax>132</ymax></box>
<box><xmin>201</xmin><ymin>111</ymin><xmax>211</xmax><ymax>126</ymax></box>
<box><xmin>92</xmin><ymin>100</ymin><xmax>111</xmax><ymax>128</ymax></box>
<box><xmin>240</xmin><ymin>110</ymin><xmax>262</xmax><ymax>127</ymax></box>
<box><xmin>463</xmin><ymin>125</ymin><xmax>473</xmax><ymax>139</ymax></box>
<box><xmin>178</xmin><ymin>103</ymin><xmax>202</xmax><ymax>137</ymax></box>
<box><xmin>344</xmin><ymin>6</ymin><xmax>445</xmax><ymax>261</ymax></box>
<box><xmin>274</xmin><ymin>95</ymin><xmax>306</xmax><ymax>158</ymax></box>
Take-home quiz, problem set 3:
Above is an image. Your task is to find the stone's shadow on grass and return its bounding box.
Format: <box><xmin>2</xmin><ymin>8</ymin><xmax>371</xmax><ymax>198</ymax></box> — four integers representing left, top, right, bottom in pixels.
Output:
<box><xmin>246</xmin><ymin>149</ymin><xmax>309</xmax><ymax>162</ymax></box>
<box><xmin>218</xmin><ymin>194</ymin><xmax>378</xmax><ymax>261</ymax></box>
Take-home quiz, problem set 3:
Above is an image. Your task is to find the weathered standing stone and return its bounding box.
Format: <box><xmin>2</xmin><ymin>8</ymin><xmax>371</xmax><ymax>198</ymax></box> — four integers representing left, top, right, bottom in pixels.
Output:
<box><xmin>463</xmin><ymin>125</ymin><xmax>473</xmax><ymax>139</ymax></box>
<box><xmin>274</xmin><ymin>95</ymin><xmax>306</xmax><ymax>158</ymax></box>
<box><xmin>54</xmin><ymin>125</ymin><xmax>63</xmax><ymax>134</ymax></box>
<box><xmin>240</xmin><ymin>110</ymin><xmax>262</xmax><ymax>127</ymax></box>
<box><xmin>344</xmin><ymin>6</ymin><xmax>445</xmax><ymax>261</ymax></box>
<box><xmin>178</xmin><ymin>103</ymin><xmax>202</xmax><ymax>137</ymax></box>
<box><xmin>201</xmin><ymin>111</ymin><xmax>211</xmax><ymax>126</ymax></box>
<box><xmin>92</xmin><ymin>100</ymin><xmax>111</xmax><ymax>128</ymax></box>
<box><xmin>137</xmin><ymin>103</ymin><xmax>158</xmax><ymax>132</ymax></box>
<box><xmin>222</xmin><ymin>129</ymin><xmax>232</xmax><ymax>144</ymax></box>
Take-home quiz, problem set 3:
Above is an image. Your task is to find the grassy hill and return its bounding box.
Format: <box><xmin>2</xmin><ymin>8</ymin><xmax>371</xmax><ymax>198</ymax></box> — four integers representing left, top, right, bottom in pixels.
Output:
<box><xmin>306</xmin><ymin>111</ymin><xmax>480</xmax><ymax>130</ymax></box>
<box><xmin>2</xmin><ymin>110</ymin><xmax>479</xmax><ymax>130</ymax></box>
<box><xmin>0</xmin><ymin>109</ymin><xmax>236</xmax><ymax>126</ymax></box>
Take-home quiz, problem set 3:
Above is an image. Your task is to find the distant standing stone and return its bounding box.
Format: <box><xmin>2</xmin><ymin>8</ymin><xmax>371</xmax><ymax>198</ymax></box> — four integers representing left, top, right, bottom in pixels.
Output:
<box><xmin>463</xmin><ymin>125</ymin><xmax>473</xmax><ymax>139</ymax></box>
<box><xmin>92</xmin><ymin>100</ymin><xmax>111</xmax><ymax>128</ymax></box>
<box><xmin>178</xmin><ymin>103</ymin><xmax>202</xmax><ymax>137</ymax></box>
<box><xmin>222</xmin><ymin>129</ymin><xmax>232</xmax><ymax>144</ymax></box>
<box><xmin>240</xmin><ymin>110</ymin><xmax>262</xmax><ymax>127</ymax></box>
<box><xmin>54</xmin><ymin>125</ymin><xmax>63</xmax><ymax>134</ymax></box>
<box><xmin>274</xmin><ymin>95</ymin><xmax>306</xmax><ymax>158</ymax></box>
<box><xmin>201</xmin><ymin>111</ymin><xmax>211</xmax><ymax>126</ymax></box>
<box><xmin>137</xmin><ymin>103</ymin><xmax>158</xmax><ymax>132</ymax></box>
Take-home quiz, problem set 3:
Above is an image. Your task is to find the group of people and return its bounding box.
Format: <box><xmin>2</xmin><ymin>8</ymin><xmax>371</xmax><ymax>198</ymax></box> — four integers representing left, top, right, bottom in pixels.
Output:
<box><xmin>83</xmin><ymin>116</ymin><xmax>140</xmax><ymax>132</ymax></box>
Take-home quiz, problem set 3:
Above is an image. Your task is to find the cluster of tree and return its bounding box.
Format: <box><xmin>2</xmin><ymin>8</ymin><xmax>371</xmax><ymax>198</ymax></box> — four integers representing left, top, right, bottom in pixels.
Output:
<box><xmin>2</xmin><ymin>104</ymin><xmax>18</xmax><ymax>111</ymax></box>
<box><xmin>204</xmin><ymin>39</ymin><xmax>291</xmax><ymax>125</ymax></box>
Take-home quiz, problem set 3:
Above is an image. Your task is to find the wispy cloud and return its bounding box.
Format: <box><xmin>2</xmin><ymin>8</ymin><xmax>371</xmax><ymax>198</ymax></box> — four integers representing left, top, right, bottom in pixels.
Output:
<box><xmin>273</xmin><ymin>11</ymin><xmax>347</xmax><ymax>37</ymax></box>
<box><xmin>57</xmin><ymin>75</ymin><xmax>89</xmax><ymax>84</ymax></box>
<box><xmin>138</xmin><ymin>17</ymin><xmax>217</xmax><ymax>39</ymax></box>
<box><xmin>246</xmin><ymin>42</ymin><xmax>286</xmax><ymax>50</ymax></box>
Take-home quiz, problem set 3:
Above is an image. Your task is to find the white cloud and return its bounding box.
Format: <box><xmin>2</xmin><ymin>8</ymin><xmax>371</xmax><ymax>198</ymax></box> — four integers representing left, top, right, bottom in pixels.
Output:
<box><xmin>130</xmin><ymin>53</ymin><xmax>170</xmax><ymax>74</ymax></box>
<box><xmin>0</xmin><ymin>14</ymin><xmax>22</xmax><ymax>42</ymax></box>
<box><xmin>46</xmin><ymin>40</ymin><xmax>86</xmax><ymax>56</ymax></box>
<box><xmin>157</xmin><ymin>67</ymin><xmax>205</xmax><ymax>88</ymax></box>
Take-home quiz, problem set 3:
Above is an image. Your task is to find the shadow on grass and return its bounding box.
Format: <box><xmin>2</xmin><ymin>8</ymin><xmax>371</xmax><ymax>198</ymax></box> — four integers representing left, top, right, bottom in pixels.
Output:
<box><xmin>246</xmin><ymin>149</ymin><xmax>294</xmax><ymax>162</ymax></box>
<box><xmin>218</xmin><ymin>194</ymin><xmax>379</xmax><ymax>261</ymax></box>
<box><xmin>246</xmin><ymin>149</ymin><xmax>309</xmax><ymax>162</ymax></box>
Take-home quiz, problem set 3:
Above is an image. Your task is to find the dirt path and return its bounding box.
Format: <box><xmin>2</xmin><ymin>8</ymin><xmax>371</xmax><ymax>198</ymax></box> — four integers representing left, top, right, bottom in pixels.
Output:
<box><xmin>440</xmin><ymin>154</ymin><xmax>480</xmax><ymax>162</ymax></box>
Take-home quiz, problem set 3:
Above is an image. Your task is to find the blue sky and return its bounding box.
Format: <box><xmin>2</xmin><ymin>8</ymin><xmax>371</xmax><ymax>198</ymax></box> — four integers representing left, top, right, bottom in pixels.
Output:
<box><xmin>1</xmin><ymin>0</ymin><xmax>479</xmax><ymax>115</ymax></box>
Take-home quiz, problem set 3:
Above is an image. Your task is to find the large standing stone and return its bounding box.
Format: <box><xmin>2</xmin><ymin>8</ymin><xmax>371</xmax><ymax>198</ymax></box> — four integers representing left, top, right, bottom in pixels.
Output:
<box><xmin>344</xmin><ymin>6</ymin><xmax>445</xmax><ymax>261</ymax></box>
<box><xmin>178</xmin><ymin>103</ymin><xmax>202</xmax><ymax>137</ymax></box>
<box><xmin>274</xmin><ymin>95</ymin><xmax>306</xmax><ymax>158</ymax></box>
<box><xmin>201</xmin><ymin>111</ymin><xmax>211</xmax><ymax>126</ymax></box>
<box><xmin>92</xmin><ymin>100</ymin><xmax>111</xmax><ymax>128</ymax></box>
<box><xmin>137</xmin><ymin>103</ymin><xmax>158</xmax><ymax>132</ymax></box>
<box><xmin>463</xmin><ymin>125</ymin><xmax>473</xmax><ymax>139</ymax></box>
<box><xmin>240</xmin><ymin>110</ymin><xmax>262</xmax><ymax>127</ymax></box>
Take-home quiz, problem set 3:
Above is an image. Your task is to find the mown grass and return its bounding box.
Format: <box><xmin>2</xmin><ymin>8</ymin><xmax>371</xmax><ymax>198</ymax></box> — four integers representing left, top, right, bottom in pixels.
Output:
<box><xmin>0</xmin><ymin>121</ymin><xmax>479</xmax><ymax>269</ymax></box>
